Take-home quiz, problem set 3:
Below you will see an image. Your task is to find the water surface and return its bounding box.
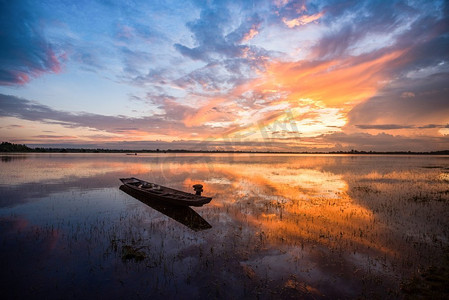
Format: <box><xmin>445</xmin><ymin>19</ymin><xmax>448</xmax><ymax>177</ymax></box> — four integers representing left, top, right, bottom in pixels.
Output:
<box><xmin>1</xmin><ymin>153</ymin><xmax>448</xmax><ymax>298</ymax></box>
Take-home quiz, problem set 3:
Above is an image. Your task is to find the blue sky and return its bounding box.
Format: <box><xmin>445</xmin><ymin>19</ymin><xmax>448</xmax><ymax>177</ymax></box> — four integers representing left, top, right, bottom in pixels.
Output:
<box><xmin>0</xmin><ymin>0</ymin><xmax>448</xmax><ymax>150</ymax></box>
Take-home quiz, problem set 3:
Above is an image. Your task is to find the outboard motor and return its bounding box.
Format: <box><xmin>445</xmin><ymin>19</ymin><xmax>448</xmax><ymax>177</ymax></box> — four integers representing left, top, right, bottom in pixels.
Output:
<box><xmin>193</xmin><ymin>184</ymin><xmax>204</xmax><ymax>196</ymax></box>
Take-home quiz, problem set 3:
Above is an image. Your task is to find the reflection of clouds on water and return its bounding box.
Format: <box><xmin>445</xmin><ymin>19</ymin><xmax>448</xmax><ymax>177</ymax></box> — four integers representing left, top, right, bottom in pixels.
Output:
<box><xmin>0</xmin><ymin>154</ymin><xmax>150</xmax><ymax>186</ymax></box>
<box><xmin>203</xmin><ymin>163</ymin><xmax>395</xmax><ymax>265</ymax></box>
<box><xmin>439</xmin><ymin>172</ymin><xmax>449</xmax><ymax>182</ymax></box>
<box><xmin>242</xmin><ymin>167</ymin><xmax>346</xmax><ymax>199</ymax></box>
<box><xmin>1</xmin><ymin>154</ymin><xmax>448</xmax><ymax>298</ymax></box>
<box><xmin>203</xmin><ymin>177</ymin><xmax>231</xmax><ymax>185</ymax></box>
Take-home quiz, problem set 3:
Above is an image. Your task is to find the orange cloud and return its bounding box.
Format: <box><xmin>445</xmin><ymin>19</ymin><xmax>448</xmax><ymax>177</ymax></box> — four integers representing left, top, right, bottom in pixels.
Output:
<box><xmin>282</xmin><ymin>12</ymin><xmax>324</xmax><ymax>28</ymax></box>
<box><xmin>251</xmin><ymin>50</ymin><xmax>406</xmax><ymax>107</ymax></box>
<box><xmin>183</xmin><ymin>98</ymin><xmax>230</xmax><ymax>127</ymax></box>
<box><xmin>242</xmin><ymin>27</ymin><xmax>259</xmax><ymax>42</ymax></box>
<box><xmin>208</xmin><ymin>50</ymin><xmax>405</xmax><ymax>142</ymax></box>
<box><xmin>175</xmin><ymin>49</ymin><xmax>406</xmax><ymax>145</ymax></box>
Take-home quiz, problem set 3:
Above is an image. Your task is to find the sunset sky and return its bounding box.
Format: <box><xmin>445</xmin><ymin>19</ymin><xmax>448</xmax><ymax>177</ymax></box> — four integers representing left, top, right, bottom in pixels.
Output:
<box><xmin>0</xmin><ymin>0</ymin><xmax>448</xmax><ymax>151</ymax></box>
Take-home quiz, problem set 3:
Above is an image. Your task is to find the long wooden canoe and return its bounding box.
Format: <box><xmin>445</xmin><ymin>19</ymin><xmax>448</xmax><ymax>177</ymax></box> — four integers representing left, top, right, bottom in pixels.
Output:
<box><xmin>119</xmin><ymin>177</ymin><xmax>212</xmax><ymax>207</ymax></box>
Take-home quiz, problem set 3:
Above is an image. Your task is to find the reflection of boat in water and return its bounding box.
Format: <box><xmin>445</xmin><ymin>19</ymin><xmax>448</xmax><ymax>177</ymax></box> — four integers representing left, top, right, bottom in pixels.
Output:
<box><xmin>120</xmin><ymin>177</ymin><xmax>212</xmax><ymax>207</ymax></box>
<box><xmin>119</xmin><ymin>185</ymin><xmax>212</xmax><ymax>231</ymax></box>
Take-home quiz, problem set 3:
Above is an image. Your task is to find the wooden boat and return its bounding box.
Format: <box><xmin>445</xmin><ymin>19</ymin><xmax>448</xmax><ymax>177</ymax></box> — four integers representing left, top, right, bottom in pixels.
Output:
<box><xmin>119</xmin><ymin>177</ymin><xmax>212</xmax><ymax>207</ymax></box>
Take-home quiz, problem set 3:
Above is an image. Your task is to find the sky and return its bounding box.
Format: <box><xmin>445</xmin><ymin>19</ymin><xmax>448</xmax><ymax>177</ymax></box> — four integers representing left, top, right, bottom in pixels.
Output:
<box><xmin>0</xmin><ymin>0</ymin><xmax>448</xmax><ymax>151</ymax></box>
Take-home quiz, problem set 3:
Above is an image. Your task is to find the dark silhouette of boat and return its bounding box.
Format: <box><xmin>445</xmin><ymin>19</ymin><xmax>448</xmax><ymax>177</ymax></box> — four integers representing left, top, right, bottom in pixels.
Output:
<box><xmin>119</xmin><ymin>185</ymin><xmax>212</xmax><ymax>231</ymax></box>
<box><xmin>119</xmin><ymin>177</ymin><xmax>212</xmax><ymax>207</ymax></box>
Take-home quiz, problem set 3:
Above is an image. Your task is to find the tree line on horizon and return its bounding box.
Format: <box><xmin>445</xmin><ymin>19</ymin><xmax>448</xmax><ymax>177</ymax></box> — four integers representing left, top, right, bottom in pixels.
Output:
<box><xmin>1</xmin><ymin>141</ymin><xmax>449</xmax><ymax>155</ymax></box>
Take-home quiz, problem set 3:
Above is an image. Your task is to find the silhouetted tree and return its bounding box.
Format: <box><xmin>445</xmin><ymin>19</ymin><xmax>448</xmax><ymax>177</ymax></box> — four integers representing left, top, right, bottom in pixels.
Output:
<box><xmin>0</xmin><ymin>142</ymin><xmax>32</xmax><ymax>152</ymax></box>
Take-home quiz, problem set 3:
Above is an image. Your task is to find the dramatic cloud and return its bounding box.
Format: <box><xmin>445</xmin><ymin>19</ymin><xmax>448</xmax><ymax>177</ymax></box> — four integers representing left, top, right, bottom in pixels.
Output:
<box><xmin>0</xmin><ymin>0</ymin><xmax>448</xmax><ymax>151</ymax></box>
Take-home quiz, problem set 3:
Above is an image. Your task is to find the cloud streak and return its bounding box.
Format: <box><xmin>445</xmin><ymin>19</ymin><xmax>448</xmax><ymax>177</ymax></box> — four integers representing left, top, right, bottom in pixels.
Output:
<box><xmin>0</xmin><ymin>0</ymin><xmax>63</xmax><ymax>85</ymax></box>
<box><xmin>0</xmin><ymin>94</ymin><xmax>184</xmax><ymax>138</ymax></box>
<box><xmin>283</xmin><ymin>11</ymin><xmax>324</xmax><ymax>28</ymax></box>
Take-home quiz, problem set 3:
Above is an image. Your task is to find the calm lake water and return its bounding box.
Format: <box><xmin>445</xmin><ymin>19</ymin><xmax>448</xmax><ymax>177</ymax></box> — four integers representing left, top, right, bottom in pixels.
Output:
<box><xmin>1</xmin><ymin>153</ymin><xmax>448</xmax><ymax>299</ymax></box>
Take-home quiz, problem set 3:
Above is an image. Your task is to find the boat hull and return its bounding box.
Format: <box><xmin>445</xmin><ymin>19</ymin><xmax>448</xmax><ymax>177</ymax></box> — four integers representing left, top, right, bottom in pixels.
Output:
<box><xmin>119</xmin><ymin>177</ymin><xmax>212</xmax><ymax>207</ymax></box>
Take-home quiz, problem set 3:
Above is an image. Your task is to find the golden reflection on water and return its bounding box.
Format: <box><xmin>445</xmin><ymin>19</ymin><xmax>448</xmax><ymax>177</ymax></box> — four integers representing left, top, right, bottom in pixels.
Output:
<box><xmin>2</xmin><ymin>154</ymin><xmax>447</xmax><ymax>256</ymax></box>
<box><xmin>181</xmin><ymin>161</ymin><xmax>395</xmax><ymax>259</ymax></box>
<box><xmin>2</xmin><ymin>153</ymin><xmax>449</xmax><ymax>297</ymax></box>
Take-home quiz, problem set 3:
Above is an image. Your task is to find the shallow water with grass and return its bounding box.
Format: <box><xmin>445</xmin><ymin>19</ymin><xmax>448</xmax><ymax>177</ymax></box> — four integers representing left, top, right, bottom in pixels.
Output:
<box><xmin>1</xmin><ymin>153</ymin><xmax>448</xmax><ymax>298</ymax></box>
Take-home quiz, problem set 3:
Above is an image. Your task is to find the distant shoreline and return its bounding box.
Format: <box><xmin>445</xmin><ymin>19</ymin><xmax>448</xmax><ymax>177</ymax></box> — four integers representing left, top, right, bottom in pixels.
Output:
<box><xmin>1</xmin><ymin>142</ymin><xmax>448</xmax><ymax>155</ymax></box>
